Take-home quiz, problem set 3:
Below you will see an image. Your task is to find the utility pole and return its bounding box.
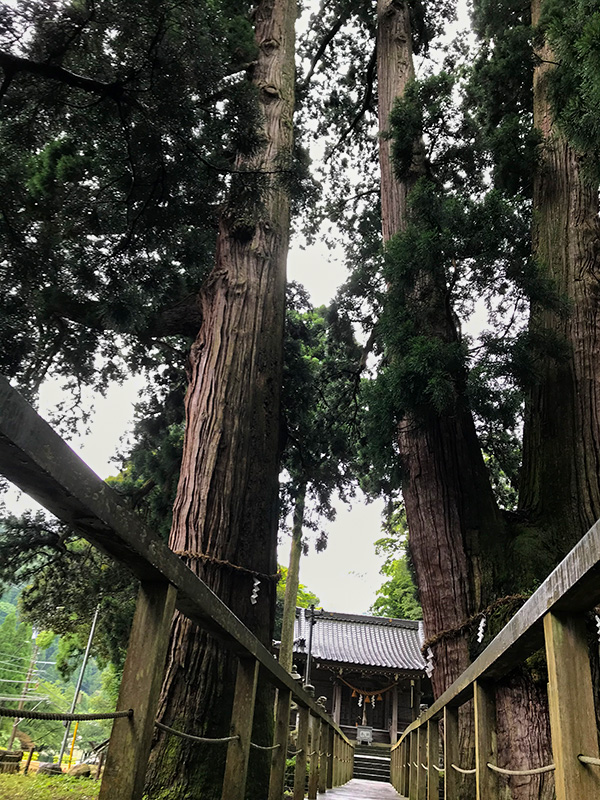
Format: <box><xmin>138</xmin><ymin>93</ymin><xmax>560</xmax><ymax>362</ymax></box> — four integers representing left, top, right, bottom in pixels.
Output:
<box><xmin>7</xmin><ymin>635</ymin><xmax>39</xmax><ymax>750</ymax></box>
<box><xmin>58</xmin><ymin>605</ymin><xmax>100</xmax><ymax>769</ymax></box>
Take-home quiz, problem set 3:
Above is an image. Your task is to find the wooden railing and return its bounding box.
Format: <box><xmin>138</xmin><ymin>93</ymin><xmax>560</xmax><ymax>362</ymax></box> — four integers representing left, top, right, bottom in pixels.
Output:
<box><xmin>0</xmin><ymin>375</ymin><xmax>355</xmax><ymax>799</ymax></box>
<box><xmin>389</xmin><ymin>513</ymin><xmax>600</xmax><ymax>799</ymax></box>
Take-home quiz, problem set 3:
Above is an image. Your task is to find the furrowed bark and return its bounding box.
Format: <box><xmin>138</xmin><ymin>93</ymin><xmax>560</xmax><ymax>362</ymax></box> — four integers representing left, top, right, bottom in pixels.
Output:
<box><xmin>144</xmin><ymin>0</ymin><xmax>296</xmax><ymax>794</ymax></box>
<box><xmin>520</xmin><ymin>0</ymin><xmax>600</xmax><ymax>547</ymax></box>
<box><xmin>377</xmin><ymin>0</ymin><xmax>501</xmax><ymax>695</ymax></box>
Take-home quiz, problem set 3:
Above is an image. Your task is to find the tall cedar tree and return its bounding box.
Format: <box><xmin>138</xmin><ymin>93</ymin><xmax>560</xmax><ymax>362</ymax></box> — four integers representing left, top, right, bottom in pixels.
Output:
<box><xmin>140</xmin><ymin>0</ymin><xmax>297</xmax><ymax>794</ymax></box>
<box><xmin>0</xmin><ymin>0</ymin><xmax>296</xmax><ymax>795</ymax></box>
<box><xmin>372</xmin><ymin>1</ymin><xmax>599</xmax><ymax>796</ymax></box>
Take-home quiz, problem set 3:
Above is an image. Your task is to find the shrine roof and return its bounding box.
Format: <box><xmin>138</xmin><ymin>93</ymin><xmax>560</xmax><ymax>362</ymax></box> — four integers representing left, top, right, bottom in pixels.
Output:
<box><xmin>290</xmin><ymin>609</ymin><xmax>426</xmax><ymax>673</ymax></box>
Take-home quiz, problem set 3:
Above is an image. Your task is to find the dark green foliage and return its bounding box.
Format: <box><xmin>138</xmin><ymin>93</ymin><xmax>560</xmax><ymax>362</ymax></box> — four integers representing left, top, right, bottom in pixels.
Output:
<box><xmin>0</xmin><ymin>512</ymin><xmax>137</xmax><ymax>673</ymax></box>
<box><xmin>280</xmin><ymin>284</ymin><xmax>363</xmax><ymax>548</ymax></box>
<box><xmin>0</xmin><ymin>0</ymin><xmax>259</xmax><ymax>401</ymax></box>
<box><xmin>542</xmin><ymin>0</ymin><xmax>600</xmax><ymax>181</ymax></box>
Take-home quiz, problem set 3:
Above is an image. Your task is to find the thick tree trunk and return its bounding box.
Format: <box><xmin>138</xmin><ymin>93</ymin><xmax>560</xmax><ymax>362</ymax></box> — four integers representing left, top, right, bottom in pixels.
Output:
<box><xmin>279</xmin><ymin>484</ymin><xmax>306</xmax><ymax>673</ymax></box>
<box><xmin>376</xmin><ymin>0</ymin><xmax>502</xmax><ymax>695</ymax></box>
<box><xmin>144</xmin><ymin>0</ymin><xmax>296</xmax><ymax>796</ymax></box>
<box><xmin>375</xmin><ymin>4</ymin><xmax>562</xmax><ymax>797</ymax></box>
<box><xmin>520</xmin><ymin>0</ymin><xmax>600</xmax><ymax>548</ymax></box>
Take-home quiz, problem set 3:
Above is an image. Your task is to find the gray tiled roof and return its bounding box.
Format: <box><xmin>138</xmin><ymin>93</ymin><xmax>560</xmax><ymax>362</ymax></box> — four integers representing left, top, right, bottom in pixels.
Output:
<box><xmin>292</xmin><ymin>609</ymin><xmax>426</xmax><ymax>672</ymax></box>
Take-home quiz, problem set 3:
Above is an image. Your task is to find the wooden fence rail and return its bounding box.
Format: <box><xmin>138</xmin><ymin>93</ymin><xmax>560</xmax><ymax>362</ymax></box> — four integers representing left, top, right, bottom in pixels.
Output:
<box><xmin>0</xmin><ymin>375</ymin><xmax>355</xmax><ymax>799</ymax></box>
<box><xmin>389</xmin><ymin>510</ymin><xmax>600</xmax><ymax>800</ymax></box>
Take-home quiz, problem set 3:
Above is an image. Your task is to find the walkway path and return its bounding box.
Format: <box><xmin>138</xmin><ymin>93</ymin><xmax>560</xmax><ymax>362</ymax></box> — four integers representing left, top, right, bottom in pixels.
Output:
<box><xmin>320</xmin><ymin>779</ymin><xmax>404</xmax><ymax>799</ymax></box>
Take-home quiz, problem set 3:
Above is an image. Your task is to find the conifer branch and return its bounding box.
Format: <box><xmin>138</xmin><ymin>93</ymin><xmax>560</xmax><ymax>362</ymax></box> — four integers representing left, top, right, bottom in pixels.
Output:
<box><xmin>0</xmin><ymin>50</ymin><xmax>126</xmax><ymax>99</ymax></box>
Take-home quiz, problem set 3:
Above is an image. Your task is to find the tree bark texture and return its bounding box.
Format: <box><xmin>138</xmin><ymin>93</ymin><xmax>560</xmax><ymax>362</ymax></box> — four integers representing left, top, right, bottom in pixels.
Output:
<box><xmin>377</xmin><ymin>0</ymin><xmax>503</xmax><ymax>696</ymax></box>
<box><xmin>144</xmin><ymin>0</ymin><xmax>296</xmax><ymax>795</ymax></box>
<box><xmin>279</xmin><ymin>485</ymin><xmax>306</xmax><ymax>673</ymax></box>
<box><xmin>520</xmin><ymin>0</ymin><xmax>600</xmax><ymax>549</ymax></box>
<box><xmin>376</xmin><ymin>4</ymin><xmax>567</xmax><ymax>798</ymax></box>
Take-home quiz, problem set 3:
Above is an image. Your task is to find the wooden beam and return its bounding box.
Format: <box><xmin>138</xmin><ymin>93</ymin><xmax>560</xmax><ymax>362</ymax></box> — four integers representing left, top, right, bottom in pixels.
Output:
<box><xmin>474</xmin><ymin>680</ymin><xmax>497</xmax><ymax>800</ymax></box>
<box><xmin>0</xmin><ymin>377</ymin><xmax>348</xmax><ymax>735</ymax></box>
<box><xmin>99</xmin><ymin>581</ymin><xmax>176</xmax><ymax>800</ymax></box>
<box><xmin>268</xmin><ymin>687</ymin><xmax>291</xmax><ymax>800</ymax></box>
<box><xmin>426</xmin><ymin>719</ymin><xmax>439</xmax><ymax>800</ymax></box>
<box><xmin>221</xmin><ymin>657</ymin><xmax>259</xmax><ymax>800</ymax></box>
<box><xmin>294</xmin><ymin>706</ymin><xmax>309</xmax><ymax>800</ymax></box>
<box><xmin>544</xmin><ymin>612</ymin><xmax>600</xmax><ymax>800</ymax></box>
<box><xmin>444</xmin><ymin>706</ymin><xmax>459</xmax><ymax>800</ymax></box>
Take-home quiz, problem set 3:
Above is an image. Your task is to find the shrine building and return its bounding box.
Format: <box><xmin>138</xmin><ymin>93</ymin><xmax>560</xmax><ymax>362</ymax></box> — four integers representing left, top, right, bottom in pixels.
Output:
<box><xmin>280</xmin><ymin>608</ymin><xmax>430</xmax><ymax>745</ymax></box>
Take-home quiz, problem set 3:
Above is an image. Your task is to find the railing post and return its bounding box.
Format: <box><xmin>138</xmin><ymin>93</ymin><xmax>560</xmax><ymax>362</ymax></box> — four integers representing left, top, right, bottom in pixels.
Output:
<box><xmin>294</xmin><ymin>706</ymin><xmax>309</xmax><ymax>800</ymax></box>
<box><xmin>402</xmin><ymin>738</ymin><xmax>410</xmax><ymax>797</ymax></box>
<box><xmin>444</xmin><ymin>706</ymin><xmax>459</xmax><ymax>800</ymax></box>
<box><xmin>544</xmin><ymin>611</ymin><xmax>600</xmax><ymax>799</ymax></box>
<box><xmin>99</xmin><ymin>581</ymin><xmax>176</xmax><ymax>800</ymax></box>
<box><xmin>221</xmin><ymin>656</ymin><xmax>259</xmax><ymax>800</ymax></box>
<box><xmin>326</xmin><ymin>725</ymin><xmax>334</xmax><ymax>788</ymax></box>
<box><xmin>318</xmin><ymin>720</ymin><xmax>327</xmax><ymax>794</ymax></box>
<box><xmin>474</xmin><ymin>680</ymin><xmax>497</xmax><ymax>800</ymax></box>
<box><xmin>427</xmin><ymin>719</ymin><xmax>439</xmax><ymax>800</ymax></box>
<box><xmin>409</xmin><ymin>730</ymin><xmax>418</xmax><ymax>800</ymax></box>
<box><xmin>268</xmin><ymin>686</ymin><xmax>291</xmax><ymax>800</ymax></box>
<box><xmin>308</xmin><ymin>715</ymin><xmax>320</xmax><ymax>799</ymax></box>
<box><xmin>417</xmin><ymin>724</ymin><xmax>427</xmax><ymax>800</ymax></box>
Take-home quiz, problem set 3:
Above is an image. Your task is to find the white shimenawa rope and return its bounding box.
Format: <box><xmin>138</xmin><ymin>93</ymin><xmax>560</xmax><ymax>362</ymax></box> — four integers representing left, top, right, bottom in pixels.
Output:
<box><xmin>451</xmin><ymin>764</ymin><xmax>476</xmax><ymax>774</ymax></box>
<box><xmin>487</xmin><ymin>762</ymin><xmax>555</xmax><ymax>776</ymax></box>
<box><xmin>579</xmin><ymin>755</ymin><xmax>600</xmax><ymax>767</ymax></box>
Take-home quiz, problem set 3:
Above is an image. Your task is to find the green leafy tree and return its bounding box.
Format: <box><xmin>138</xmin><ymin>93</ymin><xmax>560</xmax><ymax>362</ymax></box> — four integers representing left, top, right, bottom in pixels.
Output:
<box><xmin>273</xmin><ymin>566</ymin><xmax>320</xmax><ymax>640</ymax></box>
<box><xmin>370</xmin><ymin>504</ymin><xmax>421</xmax><ymax>620</ymax></box>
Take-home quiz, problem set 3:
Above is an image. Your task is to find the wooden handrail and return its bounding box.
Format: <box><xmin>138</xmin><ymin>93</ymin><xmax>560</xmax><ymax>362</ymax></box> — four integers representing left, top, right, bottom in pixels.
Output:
<box><xmin>0</xmin><ymin>375</ymin><xmax>351</xmax><ymax>743</ymax></box>
<box><xmin>393</xmin><ymin>510</ymin><xmax>600</xmax><ymax>749</ymax></box>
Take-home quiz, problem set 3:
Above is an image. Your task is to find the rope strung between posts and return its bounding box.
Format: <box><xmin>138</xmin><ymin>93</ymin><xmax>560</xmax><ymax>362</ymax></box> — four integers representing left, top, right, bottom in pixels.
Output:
<box><xmin>0</xmin><ymin>706</ymin><xmax>132</xmax><ymax>722</ymax></box>
<box><xmin>287</xmin><ymin>748</ymin><xmax>303</xmax><ymax>756</ymax></box>
<box><xmin>451</xmin><ymin>764</ymin><xmax>476</xmax><ymax>774</ymax></box>
<box><xmin>155</xmin><ymin>721</ymin><xmax>239</xmax><ymax>744</ymax></box>
<box><xmin>579</xmin><ymin>755</ymin><xmax>600</xmax><ymax>767</ymax></box>
<box><xmin>421</xmin><ymin>763</ymin><xmax>429</xmax><ymax>770</ymax></box>
<box><xmin>250</xmin><ymin>742</ymin><xmax>280</xmax><ymax>751</ymax></box>
<box><xmin>174</xmin><ymin>551</ymin><xmax>279</xmax><ymax>582</ymax></box>
<box><xmin>487</xmin><ymin>762</ymin><xmax>555</xmax><ymax>776</ymax></box>
<box><xmin>431</xmin><ymin>764</ymin><xmax>444</xmax><ymax>773</ymax></box>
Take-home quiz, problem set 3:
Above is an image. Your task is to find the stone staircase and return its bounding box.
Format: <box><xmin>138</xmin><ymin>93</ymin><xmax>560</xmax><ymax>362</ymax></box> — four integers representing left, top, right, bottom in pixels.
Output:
<box><xmin>352</xmin><ymin>743</ymin><xmax>391</xmax><ymax>783</ymax></box>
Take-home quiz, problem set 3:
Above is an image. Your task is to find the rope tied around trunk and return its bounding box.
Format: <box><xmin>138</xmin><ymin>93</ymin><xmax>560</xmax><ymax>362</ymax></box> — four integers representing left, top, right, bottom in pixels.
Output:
<box><xmin>421</xmin><ymin>594</ymin><xmax>530</xmax><ymax>656</ymax></box>
<box><xmin>451</xmin><ymin>764</ymin><xmax>476</xmax><ymax>774</ymax></box>
<box><xmin>487</xmin><ymin>762</ymin><xmax>555</xmax><ymax>776</ymax></box>
<box><xmin>174</xmin><ymin>551</ymin><xmax>279</xmax><ymax>582</ymax></box>
<box><xmin>155</xmin><ymin>721</ymin><xmax>238</xmax><ymax>744</ymax></box>
<box><xmin>0</xmin><ymin>706</ymin><xmax>132</xmax><ymax>722</ymax></box>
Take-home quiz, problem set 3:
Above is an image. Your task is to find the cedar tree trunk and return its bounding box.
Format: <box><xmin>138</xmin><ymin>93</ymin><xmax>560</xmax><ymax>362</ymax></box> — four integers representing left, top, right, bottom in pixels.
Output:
<box><xmin>376</xmin><ymin>3</ymin><xmax>560</xmax><ymax>796</ymax></box>
<box><xmin>144</xmin><ymin>0</ymin><xmax>296</xmax><ymax>795</ymax></box>
<box><xmin>279</xmin><ymin>483</ymin><xmax>306</xmax><ymax>673</ymax></box>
